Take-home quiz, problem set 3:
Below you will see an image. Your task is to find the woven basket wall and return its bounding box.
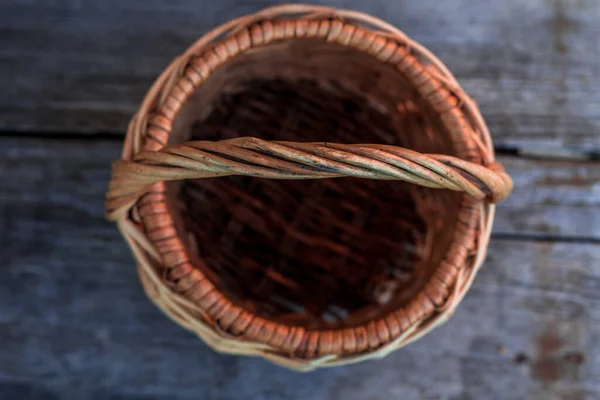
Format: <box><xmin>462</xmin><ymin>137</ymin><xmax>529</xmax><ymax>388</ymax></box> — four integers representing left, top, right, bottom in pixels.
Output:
<box><xmin>105</xmin><ymin>4</ymin><xmax>513</xmax><ymax>371</ymax></box>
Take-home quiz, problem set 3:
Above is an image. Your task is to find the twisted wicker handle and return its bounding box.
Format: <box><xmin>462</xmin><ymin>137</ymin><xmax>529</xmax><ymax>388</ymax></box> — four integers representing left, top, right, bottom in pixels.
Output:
<box><xmin>105</xmin><ymin>137</ymin><xmax>512</xmax><ymax>221</ymax></box>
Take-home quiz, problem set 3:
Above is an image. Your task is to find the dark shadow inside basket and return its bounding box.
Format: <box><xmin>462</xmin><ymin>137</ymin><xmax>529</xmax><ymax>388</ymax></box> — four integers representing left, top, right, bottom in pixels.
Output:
<box><xmin>168</xmin><ymin>39</ymin><xmax>463</xmax><ymax>330</ymax></box>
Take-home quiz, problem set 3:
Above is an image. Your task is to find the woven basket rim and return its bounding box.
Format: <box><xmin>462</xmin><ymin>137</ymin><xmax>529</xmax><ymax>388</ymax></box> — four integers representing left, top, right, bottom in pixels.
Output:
<box><xmin>107</xmin><ymin>5</ymin><xmax>506</xmax><ymax>371</ymax></box>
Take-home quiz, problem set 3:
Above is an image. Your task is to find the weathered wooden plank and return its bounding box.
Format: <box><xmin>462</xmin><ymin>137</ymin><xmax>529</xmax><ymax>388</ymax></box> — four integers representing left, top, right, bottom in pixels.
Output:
<box><xmin>2</xmin><ymin>137</ymin><xmax>598</xmax><ymax>238</ymax></box>
<box><xmin>495</xmin><ymin>157</ymin><xmax>600</xmax><ymax>238</ymax></box>
<box><xmin>2</xmin><ymin>0</ymin><xmax>599</xmax><ymax>149</ymax></box>
<box><xmin>2</xmin><ymin>239</ymin><xmax>599</xmax><ymax>400</ymax></box>
<box><xmin>1</xmin><ymin>137</ymin><xmax>600</xmax><ymax>399</ymax></box>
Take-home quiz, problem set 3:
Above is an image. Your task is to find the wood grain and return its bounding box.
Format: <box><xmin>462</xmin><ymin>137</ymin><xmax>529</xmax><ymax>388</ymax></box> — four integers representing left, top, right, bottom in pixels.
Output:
<box><xmin>495</xmin><ymin>157</ymin><xmax>600</xmax><ymax>239</ymax></box>
<box><xmin>3</xmin><ymin>0</ymin><xmax>598</xmax><ymax>397</ymax></box>
<box><xmin>2</xmin><ymin>0</ymin><xmax>599</xmax><ymax>149</ymax></box>
<box><xmin>2</xmin><ymin>137</ymin><xmax>598</xmax><ymax>239</ymax></box>
<box><xmin>2</xmin><ymin>237</ymin><xmax>600</xmax><ymax>400</ymax></box>
<box><xmin>1</xmin><ymin>137</ymin><xmax>600</xmax><ymax>398</ymax></box>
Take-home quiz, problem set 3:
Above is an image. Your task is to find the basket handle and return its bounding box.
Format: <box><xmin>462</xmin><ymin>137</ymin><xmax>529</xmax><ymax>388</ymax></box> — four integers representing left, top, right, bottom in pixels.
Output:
<box><xmin>105</xmin><ymin>137</ymin><xmax>512</xmax><ymax>221</ymax></box>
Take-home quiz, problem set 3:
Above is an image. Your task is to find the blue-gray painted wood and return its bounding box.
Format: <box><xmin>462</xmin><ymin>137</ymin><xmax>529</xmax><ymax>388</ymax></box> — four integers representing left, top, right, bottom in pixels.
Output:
<box><xmin>2</xmin><ymin>0</ymin><xmax>600</xmax><ymax>397</ymax></box>
<box><xmin>1</xmin><ymin>0</ymin><xmax>599</xmax><ymax>149</ymax></box>
<box><xmin>1</xmin><ymin>137</ymin><xmax>599</xmax><ymax>399</ymax></box>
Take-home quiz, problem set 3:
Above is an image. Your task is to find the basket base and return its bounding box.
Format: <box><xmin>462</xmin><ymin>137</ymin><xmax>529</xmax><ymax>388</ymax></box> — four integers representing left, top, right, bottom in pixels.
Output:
<box><xmin>168</xmin><ymin>74</ymin><xmax>461</xmax><ymax>329</ymax></box>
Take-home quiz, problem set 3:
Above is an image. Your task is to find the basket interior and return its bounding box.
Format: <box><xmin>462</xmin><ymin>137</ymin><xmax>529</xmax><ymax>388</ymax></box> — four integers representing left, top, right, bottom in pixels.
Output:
<box><xmin>166</xmin><ymin>39</ymin><xmax>463</xmax><ymax>330</ymax></box>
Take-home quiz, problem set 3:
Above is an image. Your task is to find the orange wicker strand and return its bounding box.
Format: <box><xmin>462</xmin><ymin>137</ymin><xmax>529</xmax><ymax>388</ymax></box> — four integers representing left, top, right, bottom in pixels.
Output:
<box><xmin>106</xmin><ymin>5</ymin><xmax>512</xmax><ymax>371</ymax></box>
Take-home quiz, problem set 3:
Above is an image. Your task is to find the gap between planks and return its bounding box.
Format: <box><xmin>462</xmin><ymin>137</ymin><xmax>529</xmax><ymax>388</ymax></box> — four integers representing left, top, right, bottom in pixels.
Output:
<box><xmin>1</xmin><ymin>129</ymin><xmax>599</xmax><ymax>162</ymax></box>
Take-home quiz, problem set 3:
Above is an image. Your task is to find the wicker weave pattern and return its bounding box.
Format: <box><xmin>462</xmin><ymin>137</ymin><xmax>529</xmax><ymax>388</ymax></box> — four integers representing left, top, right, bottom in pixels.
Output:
<box><xmin>105</xmin><ymin>5</ymin><xmax>512</xmax><ymax>371</ymax></box>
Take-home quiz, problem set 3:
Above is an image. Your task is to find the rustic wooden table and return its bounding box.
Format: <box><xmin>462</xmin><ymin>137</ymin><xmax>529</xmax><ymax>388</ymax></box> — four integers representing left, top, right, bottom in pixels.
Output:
<box><xmin>2</xmin><ymin>1</ymin><xmax>599</xmax><ymax>399</ymax></box>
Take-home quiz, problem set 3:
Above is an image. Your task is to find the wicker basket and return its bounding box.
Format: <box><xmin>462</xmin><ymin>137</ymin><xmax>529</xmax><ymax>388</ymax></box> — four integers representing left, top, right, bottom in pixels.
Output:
<box><xmin>105</xmin><ymin>5</ymin><xmax>512</xmax><ymax>371</ymax></box>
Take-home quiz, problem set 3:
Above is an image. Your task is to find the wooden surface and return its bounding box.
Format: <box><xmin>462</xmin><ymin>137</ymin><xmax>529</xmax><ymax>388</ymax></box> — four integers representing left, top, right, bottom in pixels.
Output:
<box><xmin>3</xmin><ymin>0</ymin><xmax>600</xmax><ymax>150</ymax></box>
<box><xmin>2</xmin><ymin>0</ymin><xmax>600</xmax><ymax>399</ymax></box>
